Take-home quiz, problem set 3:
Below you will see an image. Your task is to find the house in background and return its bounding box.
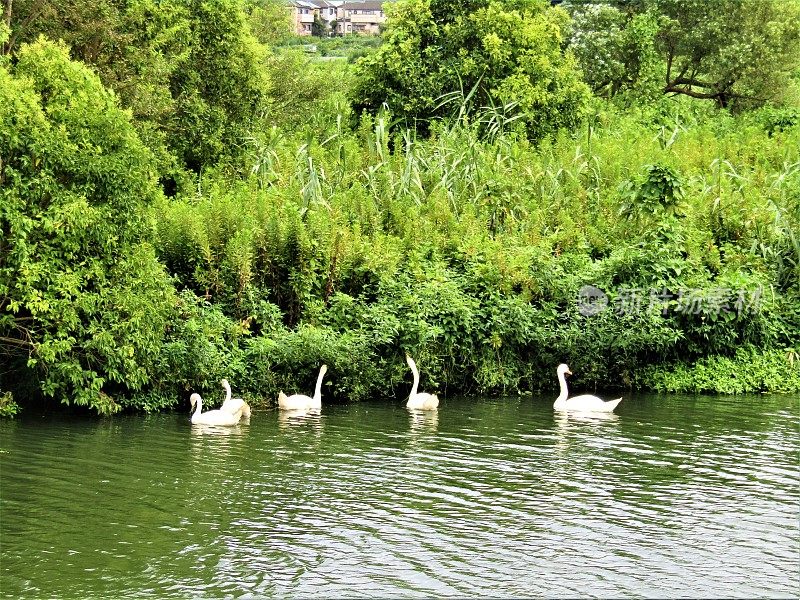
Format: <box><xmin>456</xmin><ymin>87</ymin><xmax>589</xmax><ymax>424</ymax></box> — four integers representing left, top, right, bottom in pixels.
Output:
<box><xmin>336</xmin><ymin>1</ymin><xmax>387</xmax><ymax>35</ymax></box>
<box><xmin>288</xmin><ymin>0</ymin><xmax>388</xmax><ymax>36</ymax></box>
<box><xmin>288</xmin><ymin>0</ymin><xmax>341</xmax><ymax>36</ymax></box>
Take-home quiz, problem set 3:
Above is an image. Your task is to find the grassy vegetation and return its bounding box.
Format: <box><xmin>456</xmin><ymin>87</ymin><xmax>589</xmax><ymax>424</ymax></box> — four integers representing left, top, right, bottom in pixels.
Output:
<box><xmin>148</xmin><ymin>98</ymin><xmax>800</xmax><ymax>408</ymax></box>
<box><xmin>280</xmin><ymin>34</ymin><xmax>382</xmax><ymax>62</ymax></box>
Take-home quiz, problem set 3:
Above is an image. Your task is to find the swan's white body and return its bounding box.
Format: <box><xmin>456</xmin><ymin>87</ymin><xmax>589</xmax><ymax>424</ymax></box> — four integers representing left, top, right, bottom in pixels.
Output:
<box><xmin>406</xmin><ymin>355</ymin><xmax>439</xmax><ymax>410</ymax></box>
<box><xmin>220</xmin><ymin>379</ymin><xmax>251</xmax><ymax>417</ymax></box>
<box><xmin>554</xmin><ymin>364</ymin><xmax>622</xmax><ymax>413</ymax></box>
<box><xmin>278</xmin><ymin>365</ymin><xmax>327</xmax><ymax>411</ymax></box>
<box><xmin>190</xmin><ymin>393</ymin><xmax>243</xmax><ymax>425</ymax></box>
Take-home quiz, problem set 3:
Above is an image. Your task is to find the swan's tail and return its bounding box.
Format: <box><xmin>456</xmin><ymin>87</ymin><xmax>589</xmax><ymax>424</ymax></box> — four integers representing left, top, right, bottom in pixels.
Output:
<box><xmin>277</xmin><ymin>391</ymin><xmax>287</xmax><ymax>408</ymax></box>
<box><xmin>605</xmin><ymin>398</ymin><xmax>623</xmax><ymax>412</ymax></box>
<box><xmin>424</xmin><ymin>394</ymin><xmax>440</xmax><ymax>410</ymax></box>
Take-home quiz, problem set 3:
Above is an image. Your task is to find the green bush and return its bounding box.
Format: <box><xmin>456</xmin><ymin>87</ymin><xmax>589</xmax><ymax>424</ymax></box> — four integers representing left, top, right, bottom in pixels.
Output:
<box><xmin>351</xmin><ymin>0</ymin><xmax>590</xmax><ymax>140</ymax></box>
<box><xmin>132</xmin><ymin>291</ymin><xmax>249</xmax><ymax>411</ymax></box>
<box><xmin>243</xmin><ymin>324</ymin><xmax>381</xmax><ymax>403</ymax></box>
<box><xmin>0</xmin><ymin>391</ymin><xmax>20</xmax><ymax>418</ymax></box>
<box><xmin>0</xmin><ymin>40</ymin><xmax>176</xmax><ymax>414</ymax></box>
<box><xmin>145</xmin><ymin>98</ymin><xmax>798</xmax><ymax>400</ymax></box>
<box><xmin>640</xmin><ymin>347</ymin><xmax>800</xmax><ymax>394</ymax></box>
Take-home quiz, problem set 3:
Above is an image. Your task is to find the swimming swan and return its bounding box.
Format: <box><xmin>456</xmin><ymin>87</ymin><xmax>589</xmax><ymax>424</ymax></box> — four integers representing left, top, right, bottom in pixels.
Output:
<box><xmin>554</xmin><ymin>364</ymin><xmax>622</xmax><ymax>413</ymax></box>
<box><xmin>406</xmin><ymin>355</ymin><xmax>439</xmax><ymax>410</ymax></box>
<box><xmin>278</xmin><ymin>364</ymin><xmax>327</xmax><ymax>411</ymax></box>
<box><xmin>220</xmin><ymin>378</ymin><xmax>251</xmax><ymax>417</ymax></box>
<box><xmin>190</xmin><ymin>393</ymin><xmax>243</xmax><ymax>425</ymax></box>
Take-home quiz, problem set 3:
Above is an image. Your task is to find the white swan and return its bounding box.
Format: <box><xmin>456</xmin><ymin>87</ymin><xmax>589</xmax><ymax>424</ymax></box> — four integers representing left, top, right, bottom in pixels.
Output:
<box><xmin>190</xmin><ymin>392</ymin><xmax>243</xmax><ymax>425</ymax></box>
<box><xmin>220</xmin><ymin>378</ymin><xmax>251</xmax><ymax>417</ymax></box>
<box><xmin>554</xmin><ymin>363</ymin><xmax>622</xmax><ymax>413</ymax></box>
<box><xmin>278</xmin><ymin>364</ymin><xmax>327</xmax><ymax>411</ymax></box>
<box><xmin>406</xmin><ymin>355</ymin><xmax>439</xmax><ymax>410</ymax></box>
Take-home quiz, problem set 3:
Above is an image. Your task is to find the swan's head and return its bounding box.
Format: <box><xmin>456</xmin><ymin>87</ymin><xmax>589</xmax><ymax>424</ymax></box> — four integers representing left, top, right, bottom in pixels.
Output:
<box><xmin>405</xmin><ymin>354</ymin><xmax>415</xmax><ymax>367</ymax></box>
<box><xmin>190</xmin><ymin>393</ymin><xmax>201</xmax><ymax>410</ymax></box>
<box><xmin>320</xmin><ymin>364</ymin><xmax>328</xmax><ymax>376</ymax></box>
<box><xmin>221</xmin><ymin>378</ymin><xmax>230</xmax><ymax>389</ymax></box>
<box><xmin>557</xmin><ymin>363</ymin><xmax>572</xmax><ymax>376</ymax></box>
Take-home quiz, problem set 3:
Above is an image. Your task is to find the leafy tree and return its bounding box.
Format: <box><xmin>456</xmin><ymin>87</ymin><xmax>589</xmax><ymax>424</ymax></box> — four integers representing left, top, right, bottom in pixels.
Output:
<box><xmin>656</xmin><ymin>0</ymin><xmax>800</xmax><ymax>109</ymax></box>
<box><xmin>245</xmin><ymin>0</ymin><xmax>293</xmax><ymax>46</ymax></box>
<box><xmin>567</xmin><ymin>2</ymin><xmax>661</xmax><ymax>100</ymax></box>
<box><xmin>311</xmin><ymin>13</ymin><xmax>329</xmax><ymax>37</ymax></box>
<box><xmin>351</xmin><ymin>0</ymin><xmax>590</xmax><ymax>139</ymax></box>
<box><xmin>0</xmin><ymin>39</ymin><xmax>175</xmax><ymax>414</ymax></box>
<box><xmin>4</xmin><ymin>0</ymin><xmax>189</xmax><ymax>127</ymax></box>
<box><xmin>6</xmin><ymin>0</ymin><xmax>270</xmax><ymax>172</ymax></box>
<box><xmin>168</xmin><ymin>0</ymin><xmax>269</xmax><ymax>171</ymax></box>
<box><xmin>1</xmin><ymin>1</ymin><xmax>10</xmax><ymax>55</ymax></box>
<box><xmin>567</xmin><ymin>0</ymin><xmax>800</xmax><ymax>108</ymax></box>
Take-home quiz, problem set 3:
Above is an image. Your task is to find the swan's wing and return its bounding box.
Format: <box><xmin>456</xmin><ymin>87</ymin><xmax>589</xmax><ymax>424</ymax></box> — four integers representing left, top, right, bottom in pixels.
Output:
<box><xmin>408</xmin><ymin>392</ymin><xmax>439</xmax><ymax>410</ymax></box>
<box><xmin>279</xmin><ymin>393</ymin><xmax>313</xmax><ymax>410</ymax></box>
<box><xmin>194</xmin><ymin>408</ymin><xmax>241</xmax><ymax>425</ymax></box>
<box><xmin>220</xmin><ymin>398</ymin><xmax>245</xmax><ymax>414</ymax></box>
<box><xmin>567</xmin><ymin>394</ymin><xmax>602</xmax><ymax>403</ymax></box>
<box><xmin>566</xmin><ymin>394</ymin><xmax>622</xmax><ymax>412</ymax></box>
<box><xmin>423</xmin><ymin>394</ymin><xmax>439</xmax><ymax>410</ymax></box>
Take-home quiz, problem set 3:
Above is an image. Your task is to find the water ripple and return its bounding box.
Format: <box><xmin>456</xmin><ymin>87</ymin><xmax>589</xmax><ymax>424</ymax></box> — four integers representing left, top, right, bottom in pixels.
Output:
<box><xmin>1</xmin><ymin>394</ymin><xmax>798</xmax><ymax>598</ymax></box>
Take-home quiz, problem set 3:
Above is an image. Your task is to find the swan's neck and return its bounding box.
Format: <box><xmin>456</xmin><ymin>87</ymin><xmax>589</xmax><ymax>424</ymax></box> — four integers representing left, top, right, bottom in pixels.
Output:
<box><xmin>556</xmin><ymin>371</ymin><xmax>569</xmax><ymax>404</ymax></box>
<box><xmin>313</xmin><ymin>369</ymin><xmax>325</xmax><ymax>402</ymax></box>
<box><xmin>409</xmin><ymin>362</ymin><xmax>420</xmax><ymax>398</ymax></box>
<box><xmin>223</xmin><ymin>384</ymin><xmax>231</xmax><ymax>403</ymax></box>
<box><xmin>193</xmin><ymin>396</ymin><xmax>203</xmax><ymax>417</ymax></box>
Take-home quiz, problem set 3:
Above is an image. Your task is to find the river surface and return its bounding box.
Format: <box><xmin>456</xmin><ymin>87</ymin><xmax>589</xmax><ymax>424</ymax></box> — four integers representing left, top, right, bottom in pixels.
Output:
<box><xmin>1</xmin><ymin>393</ymin><xmax>798</xmax><ymax>598</ymax></box>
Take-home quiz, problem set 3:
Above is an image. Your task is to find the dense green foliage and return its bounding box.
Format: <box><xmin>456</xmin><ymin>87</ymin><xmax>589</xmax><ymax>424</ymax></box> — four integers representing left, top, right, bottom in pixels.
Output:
<box><xmin>351</xmin><ymin>0</ymin><xmax>590</xmax><ymax>138</ymax></box>
<box><xmin>655</xmin><ymin>0</ymin><xmax>800</xmax><ymax>109</ymax></box>
<box><xmin>642</xmin><ymin>347</ymin><xmax>800</xmax><ymax>394</ymax></box>
<box><xmin>567</xmin><ymin>0</ymin><xmax>800</xmax><ymax>109</ymax></box>
<box><xmin>1</xmin><ymin>0</ymin><xmax>798</xmax><ymax>415</ymax></box>
<box><xmin>280</xmin><ymin>34</ymin><xmax>382</xmax><ymax>63</ymax></box>
<box><xmin>147</xmin><ymin>101</ymin><xmax>798</xmax><ymax>406</ymax></box>
<box><xmin>8</xmin><ymin>0</ymin><xmax>271</xmax><ymax>174</ymax></box>
<box><xmin>0</xmin><ymin>391</ymin><xmax>19</xmax><ymax>418</ymax></box>
<box><xmin>0</xmin><ymin>40</ymin><xmax>175</xmax><ymax>413</ymax></box>
<box><xmin>567</xmin><ymin>3</ymin><xmax>661</xmax><ymax>100</ymax></box>
<box><xmin>246</xmin><ymin>0</ymin><xmax>294</xmax><ymax>46</ymax></box>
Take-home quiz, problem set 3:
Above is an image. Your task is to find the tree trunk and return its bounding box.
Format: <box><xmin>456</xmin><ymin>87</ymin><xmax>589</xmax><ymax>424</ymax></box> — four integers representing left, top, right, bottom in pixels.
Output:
<box><xmin>1</xmin><ymin>0</ymin><xmax>11</xmax><ymax>55</ymax></box>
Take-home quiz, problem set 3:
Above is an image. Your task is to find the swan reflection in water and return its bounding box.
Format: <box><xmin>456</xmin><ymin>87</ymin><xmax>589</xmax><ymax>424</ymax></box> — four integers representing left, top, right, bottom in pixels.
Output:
<box><xmin>408</xmin><ymin>407</ymin><xmax>439</xmax><ymax>435</ymax></box>
<box><xmin>553</xmin><ymin>409</ymin><xmax>620</xmax><ymax>454</ymax></box>
<box><xmin>189</xmin><ymin>422</ymin><xmax>247</xmax><ymax>457</ymax></box>
<box><xmin>556</xmin><ymin>410</ymin><xmax>620</xmax><ymax>425</ymax></box>
<box><xmin>189</xmin><ymin>422</ymin><xmax>247</xmax><ymax>436</ymax></box>
<box><xmin>277</xmin><ymin>408</ymin><xmax>323</xmax><ymax>435</ymax></box>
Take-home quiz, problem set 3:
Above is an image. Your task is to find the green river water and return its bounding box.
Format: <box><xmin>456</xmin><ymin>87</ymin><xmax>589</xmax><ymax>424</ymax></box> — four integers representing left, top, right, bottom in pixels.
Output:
<box><xmin>1</xmin><ymin>393</ymin><xmax>798</xmax><ymax>598</ymax></box>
